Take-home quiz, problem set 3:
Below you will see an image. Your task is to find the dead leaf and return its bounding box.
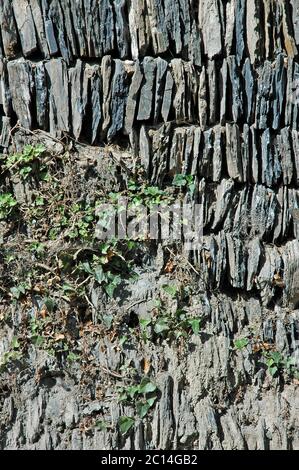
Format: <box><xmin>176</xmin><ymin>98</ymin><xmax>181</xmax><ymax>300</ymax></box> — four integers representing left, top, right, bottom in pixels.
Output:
<box><xmin>273</xmin><ymin>273</ymin><xmax>285</xmax><ymax>288</ymax></box>
<box><xmin>164</xmin><ymin>259</ymin><xmax>175</xmax><ymax>273</ymax></box>
<box><xmin>143</xmin><ymin>358</ymin><xmax>151</xmax><ymax>375</ymax></box>
<box><xmin>40</xmin><ymin>306</ymin><xmax>48</xmax><ymax>319</ymax></box>
<box><xmin>54</xmin><ymin>333</ymin><xmax>65</xmax><ymax>342</ymax></box>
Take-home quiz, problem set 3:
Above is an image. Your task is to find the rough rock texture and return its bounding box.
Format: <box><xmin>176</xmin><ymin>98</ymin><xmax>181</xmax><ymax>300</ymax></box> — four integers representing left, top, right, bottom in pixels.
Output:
<box><xmin>0</xmin><ymin>0</ymin><xmax>299</xmax><ymax>451</ymax></box>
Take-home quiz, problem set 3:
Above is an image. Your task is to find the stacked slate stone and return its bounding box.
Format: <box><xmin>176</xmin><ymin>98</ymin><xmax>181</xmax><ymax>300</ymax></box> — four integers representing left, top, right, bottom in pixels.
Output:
<box><xmin>1</xmin><ymin>0</ymin><xmax>299</xmax><ymax>306</ymax></box>
<box><xmin>1</xmin><ymin>0</ymin><xmax>299</xmax><ymax>450</ymax></box>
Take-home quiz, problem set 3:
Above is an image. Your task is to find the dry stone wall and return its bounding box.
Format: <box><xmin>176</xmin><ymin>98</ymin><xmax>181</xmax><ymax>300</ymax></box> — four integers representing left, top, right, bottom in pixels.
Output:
<box><xmin>0</xmin><ymin>0</ymin><xmax>299</xmax><ymax>450</ymax></box>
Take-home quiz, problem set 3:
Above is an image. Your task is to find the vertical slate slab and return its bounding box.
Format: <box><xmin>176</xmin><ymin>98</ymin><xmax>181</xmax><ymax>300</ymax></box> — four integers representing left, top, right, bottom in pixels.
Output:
<box><xmin>7</xmin><ymin>59</ymin><xmax>34</xmax><ymax>129</ymax></box>
<box><xmin>107</xmin><ymin>59</ymin><xmax>129</xmax><ymax>142</ymax></box>
<box><xmin>0</xmin><ymin>0</ymin><xmax>20</xmax><ymax>59</ymax></box>
<box><xmin>45</xmin><ymin>58</ymin><xmax>70</xmax><ymax>136</ymax></box>
<box><xmin>124</xmin><ymin>60</ymin><xmax>143</xmax><ymax>134</ymax></box>
<box><xmin>34</xmin><ymin>62</ymin><xmax>48</xmax><ymax>130</ymax></box>
<box><xmin>235</xmin><ymin>0</ymin><xmax>246</xmax><ymax>65</ymax></box>
<box><xmin>12</xmin><ymin>0</ymin><xmax>38</xmax><ymax>57</ymax></box>
<box><xmin>137</xmin><ymin>57</ymin><xmax>156</xmax><ymax>121</ymax></box>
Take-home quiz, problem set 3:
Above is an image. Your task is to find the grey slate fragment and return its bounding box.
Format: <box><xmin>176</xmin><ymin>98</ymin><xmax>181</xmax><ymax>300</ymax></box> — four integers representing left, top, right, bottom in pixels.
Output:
<box><xmin>49</xmin><ymin>0</ymin><xmax>72</xmax><ymax>64</ymax></box>
<box><xmin>235</xmin><ymin>0</ymin><xmax>246</xmax><ymax>65</ymax></box>
<box><xmin>114</xmin><ymin>0</ymin><xmax>130</xmax><ymax>58</ymax></box>
<box><xmin>34</xmin><ymin>63</ymin><xmax>48</xmax><ymax>130</ymax></box>
<box><xmin>0</xmin><ymin>60</ymin><xmax>12</xmax><ymax>116</ymax></box>
<box><xmin>292</xmin><ymin>129</ymin><xmax>299</xmax><ymax>185</ymax></box>
<box><xmin>101</xmin><ymin>56</ymin><xmax>113</xmax><ymax>139</ymax></box>
<box><xmin>124</xmin><ymin>61</ymin><xmax>143</xmax><ymax>134</ymax></box>
<box><xmin>99</xmin><ymin>0</ymin><xmax>115</xmax><ymax>55</ymax></box>
<box><xmin>291</xmin><ymin>0</ymin><xmax>299</xmax><ymax>45</ymax></box>
<box><xmin>30</xmin><ymin>0</ymin><xmax>50</xmax><ymax>58</ymax></box>
<box><xmin>198</xmin><ymin>66</ymin><xmax>208</xmax><ymax>129</ymax></box>
<box><xmin>0</xmin><ymin>0</ymin><xmax>20</xmax><ymax>58</ymax></box>
<box><xmin>261</xmin><ymin>128</ymin><xmax>274</xmax><ymax>187</ymax></box>
<box><xmin>41</xmin><ymin>0</ymin><xmax>58</xmax><ymax>56</ymax></box>
<box><xmin>255</xmin><ymin>61</ymin><xmax>273</xmax><ymax>130</ymax></box>
<box><xmin>246</xmin><ymin>0</ymin><xmax>264</xmax><ymax>64</ymax></box>
<box><xmin>146</xmin><ymin>0</ymin><xmax>169</xmax><ymax>54</ymax></box>
<box><xmin>45</xmin><ymin>19</ymin><xmax>59</xmax><ymax>56</ymax></box>
<box><xmin>207</xmin><ymin>61</ymin><xmax>218</xmax><ymax>125</ymax></box>
<box><xmin>161</xmin><ymin>70</ymin><xmax>174</xmax><ymax>123</ymax></box>
<box><xmin>154</xmin><ymin>58</ymin><xmax>168</xmax><ymax>124</ymax></box>
<box><xmin>226</xmin><ymin>123</ymin><xmax>243</xmax><ymax>182</ymax></box>
<box><xmin>150</xmin><ymin>123</ymin><xmax>172</xmax><ymax>185</ymax></box>
<box><xmin>107</xmin><ymin>60</ymin><xmax>129</xmax><ymax>142</ymax></box>
<box><xmin>128</xmin><ymin>0</ymin><xmax>150</xmax><ymax>59</ymax></box>
<box><xmin>272</xmin><ymin>54</ymin><xmax>287</xmax><ymax>130</ymax></box>
<box><xmin>250</xmin><ymin>125</ymin><xmax>259</xmax><ymax>183</ymax></box>
<box><xmin>212</xmin><ymin>179</ymin><xmax>235</xmax><ymax>231</ymax></box>
<box><xmin>185</xmin><ymin>62</ymin><xmax>198</xmax><ymax>123</ymax></box>
<box><xmin>213</xmin><ymin>126</ymin><xmax>223</xmax><ymax>182</ymax></box>
<box><xmin>198</xmin><ymin>0</ymin><xmax>222</xmax><ymax>59</ymax></box>
<box><xmin>278</xmin><ymin>127</ymin><xmax>293</xmax><ymax>185</ymax></box>
<box><xmin>0</xmin><ymin>116</ymin><xmax>11</xmax><ymax>148</ymax></box>
<box><xmin>12</xmin><ymin>0</ymin><xmax>38</xmax><ymax>57</ymax></box>
<box><xmin>164</xmin><ymin>0</ymin><xmax>182</xmax><ymax>54</ymax></box>
<box><xmin>137</xmin><ymin>57</ymin><xmax>156</xmax><ymax>121</ymax></box>
<box><xmin>139</xmin><ymin>125</ymin><xmax>151</xmax><ymax>176</ymax></box>
<box><xmin>241</xmin><ymin>124</ymin><xmax>250</xmax><ymax>182</ymax></box>
<box><xmin>84</xmin><ymin>64</ymin><xmax>102</xmax><ymax>144</ymax></box>
<box><xmin>69</xmin><ymin>0</ymin><xmax>88</xmax><ymax>57</ymax></box>
<box><xmin>63</xmin><ymin>0</ymin><xmax>79</xmax><ymax>57</ymax></box>
<box><xmin>242</xmin><ymin>59</ymin><xmax>255</xmax><ymax>123</ymax></box>
<box><xmin>45</xmin><ymin>58</ymin><xmax>70</xmax><ymax>135</ymax></box>
<box><xmin>220</xmin><ymin>59</ymin><xmax>228</xmax><ymax>125</ymax></box>
<box><xmin>69</xmin><ymin>60</ymin><xmax>85</xmax><ymax>140</ymax></box>
<box><xmin>7</xmin><ymin>59</ymin><xmax>34</xmax><ymax>129</ymax></box>
<box><xmin>227</xmin><ymin>56</ymin><xmax>243</xmax><ymax>123</ymax></box>
<box><xmin>189</xmin><ymin>21</ymin><xmax>202</xmax><ymax>67</ymax></box>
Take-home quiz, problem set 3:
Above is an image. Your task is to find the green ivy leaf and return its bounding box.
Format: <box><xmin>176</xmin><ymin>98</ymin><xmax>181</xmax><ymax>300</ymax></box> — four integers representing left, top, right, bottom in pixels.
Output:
<box><xmin>11</xmin><ymin>337</ymin><xmax>20</xmax><ymax>349</ymax></box>
<box><xmin>32</xmin><ymin>335</ymin><xmax>44</xmax><ymax>348</ymax></box>
<box><xmin>94</xmin><ymin>265</ymin><xmax>106</xmax><ymax>283</ymax></box>
<box><xmin>188</xmin><ymin>318</ymin><xmax>201</xmax><ymax>335</ymax></box>
<box><xmin>137</xmin><ymin>401</ymin><xmax>152</xmax><ymax>418</ymax></box>
<box><xmin>95</xmin><ymin>420</ymin><xmax>108</xmax><ymax>431</ymax></box>
<box><xmin>172</xmin><ymin>174</ymin><xmax>187</xmax><ymax>187</ymax></box>
<box><xmin>162</xmin><ymin>285</ymin><xmax>178</xmax><ymax>298</ymax></box>
<box><xmin>154</xmin><ymin>319</ymin><xmax>169</xmax><ymax>335</ymax></box>
<box><xmin>139</xmin><ymin>378</ymin><xmax>157</xmax><ymax>394</ymax></box>
<box><xmin>119</xmin><ymin>336</ymin><xmax>128</xmax><ymax>347</ymax></box>
<box><xmin>102</xmin><ymin>314</ymin><xmax>113</xmax><ymax>329</ymax></box>
<box><xmin>119</xmin><ymin>416</ymin><xmax>135</xmax><ymax>435</ymax></box>
<box><xmin>269</xmin><ymin>365</ymin><xmax>278</xmax><ymax>377</ymax></box>
<box><xmin>234</xmin><ymin>338</ymin><xmax>249</xmax><ymax>350</ymax></box>
<box><xmin>67</xmin><ymin>352</ymin><xmax>81</xmax><ymax>362</ymax></box>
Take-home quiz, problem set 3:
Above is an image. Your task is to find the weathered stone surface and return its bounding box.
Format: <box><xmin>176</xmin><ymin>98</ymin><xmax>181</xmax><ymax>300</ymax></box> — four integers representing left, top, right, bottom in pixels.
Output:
<box><xmin>7</xmin><ymin>59</ymin><xmax>33</xmax><ymax>129</ymax></box>
<box><xmin>0</xmin><ymin>0</ymin><xmax>20</xmax><ymax>59</ymax></box>
<box><xmin>45</xmin><ymin>59</ymin><xmax>70</xmax><ymax>135</ymax></box>
<box><xmin>198</xmin><ymin>0</ymin><xmax>222</xmax><ymax>59</ymax></box>
<box><xmin>1</xmin><ymin>0</ymin><xmax>299</xmax><ymax>453</ymax></box>
<box><xmin>137</xmin><ymin>57</ymin><xmax>156</xmax><ymax>121</ymax></box>
<box><xmin>34</xmin><ymin>62</ymin><xmax>48</xmax><ymax>130</ymax></box>
<box><xmin>107</xmin><ymin>60</ymin><xmax>129</xmax><ymax>142</ymax></box>
<box><xmin>12</xmin><ymin>1</ymin><xmax>38</xmax><ymax>57</ymax></box>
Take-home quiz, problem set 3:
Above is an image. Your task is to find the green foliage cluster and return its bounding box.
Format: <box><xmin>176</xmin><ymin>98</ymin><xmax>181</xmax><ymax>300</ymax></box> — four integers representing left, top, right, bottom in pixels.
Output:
<box><xmin>0</xmin><ymin>193</ymin><xmax>17</xmax><ymax>220</ymax></box>
<box><xmin>233</xmin><ymin>336</ymin><xmax>299</xmax><ymax>379</ymax></box>
<box><xmin>5</xmin><ymin>144</ymin><xmax>47</xmax><ymax>179</ymax></box>
<box><xmin>140</xmin><ymin>285</ymin><xmax>201</xmax><ymax>343</ymax></box>
<box><xmin>118</xmin><ymin>377</ymin><xmax>159</xmax><ymax>434</ymax></box>
<box><xmin>0</xmin><ymin>337</ymin><xmax>23</xmax><ymax>373</ymax></box>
